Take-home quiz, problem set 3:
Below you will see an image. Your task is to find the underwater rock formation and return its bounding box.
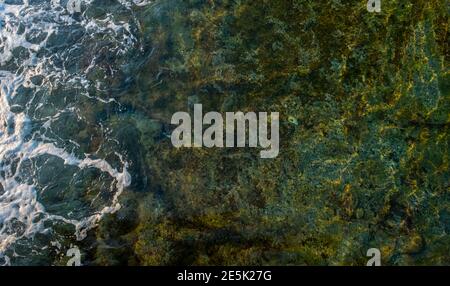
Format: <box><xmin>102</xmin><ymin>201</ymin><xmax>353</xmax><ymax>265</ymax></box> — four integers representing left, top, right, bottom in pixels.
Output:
<box><xmin>92</xmin><ymin>0</ymin><xmax>449</xmax><ymax>266</ymax></box>
<box><xmin>0</xmin><ymin>0</ymin><xmax>448</xmax><ymax>265</ymax></box>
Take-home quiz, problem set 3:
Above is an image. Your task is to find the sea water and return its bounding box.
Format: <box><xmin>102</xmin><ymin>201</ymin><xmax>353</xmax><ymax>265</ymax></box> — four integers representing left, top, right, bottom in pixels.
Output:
<box><xmin>0</xmin><ymin>0</ymin><xmax>149</xmax><ymax>265</ymax></box>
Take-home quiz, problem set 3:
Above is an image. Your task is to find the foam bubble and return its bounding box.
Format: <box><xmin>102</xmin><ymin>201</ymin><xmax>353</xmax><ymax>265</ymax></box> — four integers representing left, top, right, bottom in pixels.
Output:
<box><xmin>0</xmin><ymin>0</ymin><xmax>149</xmax><ymax>261</ymax></box>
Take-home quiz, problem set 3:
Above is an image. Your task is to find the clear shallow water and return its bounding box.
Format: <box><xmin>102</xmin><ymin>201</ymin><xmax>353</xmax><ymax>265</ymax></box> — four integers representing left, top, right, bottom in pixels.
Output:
<box><xmin>0</xmin><ymin>0</ymin><xmax>150</xmax><ymax>265</ymax></box>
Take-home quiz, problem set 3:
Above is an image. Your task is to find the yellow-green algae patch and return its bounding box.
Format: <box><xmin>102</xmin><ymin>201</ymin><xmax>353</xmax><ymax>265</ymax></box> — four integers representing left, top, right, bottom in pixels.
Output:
<box><xmin>91</xmin><ymin>0</ymin><xmax>449</xmax><ymax>266</ymax></box>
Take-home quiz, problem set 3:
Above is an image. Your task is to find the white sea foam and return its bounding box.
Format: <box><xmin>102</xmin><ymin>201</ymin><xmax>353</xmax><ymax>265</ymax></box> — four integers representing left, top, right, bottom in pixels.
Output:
<box><xmin>0</xmin><ymin>0</ymin><xmax>149</xmax><ymax>264</ymax></box>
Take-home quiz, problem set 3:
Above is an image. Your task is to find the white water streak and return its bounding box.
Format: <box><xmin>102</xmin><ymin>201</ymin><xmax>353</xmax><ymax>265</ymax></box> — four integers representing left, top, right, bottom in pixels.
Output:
<box><xmin>0</xmin><ymin>0</ymin><xmax>149</xmax><ymax>264</ymax></box>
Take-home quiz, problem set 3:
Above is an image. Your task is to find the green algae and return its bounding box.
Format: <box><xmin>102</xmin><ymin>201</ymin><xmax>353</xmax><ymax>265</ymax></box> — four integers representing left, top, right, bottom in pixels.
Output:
<box><xmin>87</xmin><ymin>0</ymin><xmax>450</xmax><ymax>265</ymax></box>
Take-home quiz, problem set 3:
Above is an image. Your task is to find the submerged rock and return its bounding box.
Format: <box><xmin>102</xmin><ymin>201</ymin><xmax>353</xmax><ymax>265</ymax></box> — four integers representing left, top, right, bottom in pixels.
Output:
<box><xmin>103</xmin><ymin>0</ymin><xmax>449</xmax><ymax>266</ymax></box>
<box><xmin>1</xmin><ymin>0</ymin><xmax>448</xmax><ymax>266</ymax></box>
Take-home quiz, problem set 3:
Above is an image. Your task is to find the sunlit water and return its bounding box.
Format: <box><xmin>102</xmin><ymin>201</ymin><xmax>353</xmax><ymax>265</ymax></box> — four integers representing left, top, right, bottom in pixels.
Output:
<box><xmin>0</xmin><ymin>0</ymin><xmax>150</xmax><ymax>265</ymax></box>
